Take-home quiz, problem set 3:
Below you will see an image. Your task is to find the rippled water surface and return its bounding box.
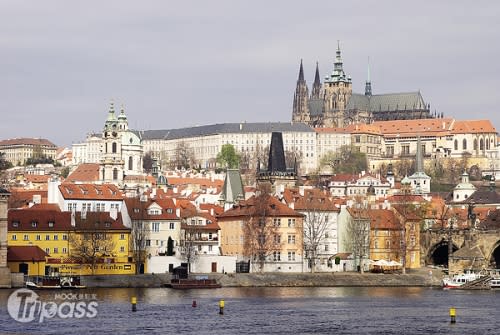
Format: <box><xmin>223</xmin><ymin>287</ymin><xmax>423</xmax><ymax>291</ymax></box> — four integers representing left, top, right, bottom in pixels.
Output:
<box><xmin>0</xmin><ymin>286</ymin><xmax>498</xmax><ymax>334</ymax></box>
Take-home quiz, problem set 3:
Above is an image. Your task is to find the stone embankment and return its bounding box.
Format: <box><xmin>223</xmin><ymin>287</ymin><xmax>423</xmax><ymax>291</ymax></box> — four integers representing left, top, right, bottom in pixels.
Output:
<box><xmin>55</xmin><ymin>267</ymin><xmax>442</xmax><ymax>288</ymax></box>
<box><xmin>215</xmin><ymin>268</ymin><xmax>443</xmax><ymax>287</ymax></box>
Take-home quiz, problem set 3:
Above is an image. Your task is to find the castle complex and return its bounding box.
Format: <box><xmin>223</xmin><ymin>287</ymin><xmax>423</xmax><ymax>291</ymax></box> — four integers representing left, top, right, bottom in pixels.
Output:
<box><xmin>292</xmin><ymin>42</ymin><xmax>435</xmax><ymax>128</ymax></box>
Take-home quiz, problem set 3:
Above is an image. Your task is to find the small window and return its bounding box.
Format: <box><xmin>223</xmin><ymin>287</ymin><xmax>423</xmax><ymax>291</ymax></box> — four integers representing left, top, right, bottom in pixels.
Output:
<box><xmin>48</xmin><ymin>221</ymin><xmax>54</xmax><ymax>228</ymax></box>
<box><xmin>62</xmin><ymin>234</ymin><xmax>68</xmax><ymax>241</ymax></box>
<box><xmin>12</xmin><ymin>235</ymin><xmax>17</xmax><ymax>241</ymax></box>
<box><xmin>120</xmin><ymin>246</ymin><xmax>125</xmax><ymax>252</ymax></box>
<box><xmin>23</xmin><ymin>234</ymin><xmax>29</xmax><ymax>241</ymax></box>
<box><xmin>53</xmin><ymin>248</ymin><xmax>58</xmax><ymax>254</ymax></box>
<box><xmin>31</xmin><ymin>221</ymin><xmax>38</xmax><ymax>228</ymax></box>
<box><xmin>62</xmin><ymin>247</ymin><xmax>67</xmax><ymax>254</ymax></box>
<box><xmin>105</xmin><ymin>222</ymin><xmax>111</xmax><ymax>228</ymax></box>
<box><xmin>120</xmin><ymin>234</ymin><xmax>125</xmax><ymax>240</ymax></box>
<box><xmin>12</xmin><ymin>221</ymin><xmax>19</xmax><ymax>228</ymax></box>
<box><xmin>53</xmin><ymin>235</ymin><xmax>58</xmax><ymax>241</ymax></box>
<box><xmin>45</xmin><ymin>235</ymin><xmax>50</xmax><ymax>241</ymax></box>
<box><xmin>36</xmin><ymin>235</ymin><xmax>41</xmax><ymax>241</ymax></box>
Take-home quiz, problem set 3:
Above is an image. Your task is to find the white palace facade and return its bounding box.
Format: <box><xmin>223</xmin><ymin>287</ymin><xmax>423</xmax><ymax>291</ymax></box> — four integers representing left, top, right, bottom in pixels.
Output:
<box><xmin>71</xmin><ymin>104</ymin><xmax>498</xmax><ymax>177</ymax></box>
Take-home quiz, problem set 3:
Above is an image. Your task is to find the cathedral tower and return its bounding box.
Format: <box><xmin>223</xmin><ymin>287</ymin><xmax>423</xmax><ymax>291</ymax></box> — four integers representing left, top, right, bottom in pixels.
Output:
<box><xmin>322</xmin><ymin>41</ymin><xmax>353</xmax><ymax>127</ymax></box>
<box><xmin>292</xmin><ymin>60</ymin><xmax>310</xmax><ymax>123</ymax></box>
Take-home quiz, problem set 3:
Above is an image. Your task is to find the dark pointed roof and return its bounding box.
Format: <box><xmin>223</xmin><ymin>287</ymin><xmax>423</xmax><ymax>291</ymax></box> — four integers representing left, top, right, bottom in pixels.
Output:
<box><xmin>313</xmin><ymin>62</ymin><xmax>320</xmax><ymax>86</ymax></box>
<box><xmin>267</xmin><ymin>132</ymin><xmax>287</xmax><ymax>172</ymax></box>
<box><xmin>298</xmin><ymin>59</ymin><xmax>304</xmax><ymax>81</ymax></box>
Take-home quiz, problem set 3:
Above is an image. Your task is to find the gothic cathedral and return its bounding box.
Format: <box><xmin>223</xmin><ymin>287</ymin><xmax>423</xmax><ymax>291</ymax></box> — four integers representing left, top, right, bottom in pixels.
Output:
<box><xmin>292</xmin><ymin>42</ymin><xmax>435</xmax><ymax>128</ymax></box>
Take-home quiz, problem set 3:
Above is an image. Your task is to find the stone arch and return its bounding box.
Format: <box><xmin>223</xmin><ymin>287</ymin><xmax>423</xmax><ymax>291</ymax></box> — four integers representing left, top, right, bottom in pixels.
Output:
<box><xmin>427</xmin><ymin>240</ymin><xmax>459</xmax><ymax>267</ymax></box>
<box><xmin>487</xmin><ymin>240</ymin><xmax>500</xmax><ymax>269</ymax></box>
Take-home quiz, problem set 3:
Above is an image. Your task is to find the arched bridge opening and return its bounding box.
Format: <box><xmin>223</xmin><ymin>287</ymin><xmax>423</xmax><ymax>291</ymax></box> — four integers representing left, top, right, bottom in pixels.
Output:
<box><xmin>489</xmin><ymin>241</ymin><xmax>500</xmax><ymax>269</ymax></box>
<box><xmin>427</xmin><ymin>241</ymin><xmax>458</xmax><ymax>267</ymax></box>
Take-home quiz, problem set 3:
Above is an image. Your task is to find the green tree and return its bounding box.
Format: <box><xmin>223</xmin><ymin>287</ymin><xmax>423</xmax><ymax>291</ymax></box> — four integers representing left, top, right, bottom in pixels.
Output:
<box><xmin>143</xmin><ymin>151</ymin><xmax>153</xmax><ymax>173</ymax></box>
<box><xmin>320</xmin><ymin>145</ymin><xmax>367</xmax><ymax>174</ymax></box>
<box><xmin>60</xmin><ymin>166</ymin><xmax>70</xmax><ymax>178</ymax></box>
<box><xmin>0</xmin><ymin>152</ymin><xmax>12</xmax><ymax>170</ymax></box>
<box><xmin>216</xmin><ymin>144</ymin><xmax>240</xmax><ymax>169</ymax></box>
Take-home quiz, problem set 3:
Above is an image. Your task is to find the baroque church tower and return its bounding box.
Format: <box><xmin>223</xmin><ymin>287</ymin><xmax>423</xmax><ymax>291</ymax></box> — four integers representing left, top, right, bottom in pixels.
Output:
<box><xmin>101</xmin><ymin>101</ymin><xmax>125</xmax><ymax>183</ymax></box>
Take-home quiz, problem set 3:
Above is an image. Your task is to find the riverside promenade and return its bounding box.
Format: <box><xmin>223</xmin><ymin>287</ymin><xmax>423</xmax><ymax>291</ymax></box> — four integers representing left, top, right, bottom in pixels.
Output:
<box><xmin>55</xmin><ymin>267</ymin><xmax>443</xmax><ymax>288</ymax></box>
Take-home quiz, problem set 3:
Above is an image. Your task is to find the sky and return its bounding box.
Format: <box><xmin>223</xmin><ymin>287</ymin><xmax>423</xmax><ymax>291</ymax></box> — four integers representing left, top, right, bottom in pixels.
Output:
<box><xmin>1</xmin><ymin>1</ymin><xmax>499</xmax><ymax>147</ymax></box>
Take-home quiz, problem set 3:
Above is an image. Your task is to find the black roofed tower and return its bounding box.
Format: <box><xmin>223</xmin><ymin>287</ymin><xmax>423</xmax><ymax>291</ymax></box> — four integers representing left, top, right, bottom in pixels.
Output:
<box><xmin>256</xmin><ymin>132</ymin><xmax>298</xmax><ymax>193</ymax></box>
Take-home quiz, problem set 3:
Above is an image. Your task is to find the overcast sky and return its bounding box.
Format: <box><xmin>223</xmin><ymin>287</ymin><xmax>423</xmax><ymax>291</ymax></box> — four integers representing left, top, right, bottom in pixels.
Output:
<box><xmin>1</xmin><ymin>1</ymin><xmax>499</xmax><ymax>147</ymax></box>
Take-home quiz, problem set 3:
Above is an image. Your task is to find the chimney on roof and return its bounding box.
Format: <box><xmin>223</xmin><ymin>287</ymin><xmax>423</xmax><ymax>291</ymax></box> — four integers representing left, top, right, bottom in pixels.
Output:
<box><xmin>173</xmin><ymin>198</ymin><xmax>176</xmax><ymax>205</ymax></box>
<box><xmin>151</xmin><ymin>188</ymin><xmax>156</xmax><ymax>199</ymax></box>
<box><xmin>289</xmin><ymin>202</ymin><xmax>294</xmax><ymax>210</ymax></box>
<box><xmin>71</xmin><ymin>211</ymin><xmax>76</xmax><ymax>227</ymax></box>
<box><xmin>299</xmin><ymin>186</ymin><xmax>305</xmax><ymax>196</ymax></box>
<box><xmin>110</xmin><ymin>208</ymin><xmax>118</xmax><ymax>220</ymax></box>
<box><xmin>176</xmin><ymin>208</ymin><xmax>180</xmax><ymax>218</ymax></box>
<box><xmin>210</xmin><ymin>208</ymin><xmax>214</xmax><ymax>216</ymax></box>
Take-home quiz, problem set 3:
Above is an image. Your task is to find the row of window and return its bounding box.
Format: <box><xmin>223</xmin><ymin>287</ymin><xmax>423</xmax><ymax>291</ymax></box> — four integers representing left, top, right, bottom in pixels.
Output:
<box><xmin>272</xmin><ymin>251</ymin><xmax>297</xmax><ymax>261</ymax></box>
<box><xmin>11</xmin><ymin>233</ymin><xmax>126</xmax><ymax>241</ymax></box>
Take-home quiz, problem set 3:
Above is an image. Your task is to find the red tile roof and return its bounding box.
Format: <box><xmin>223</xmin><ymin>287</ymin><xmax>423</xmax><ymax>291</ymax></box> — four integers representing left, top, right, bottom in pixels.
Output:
<box><xmin>369</xmin><ymin>209</ymin><xmax>400</xmax><ymax>230</ymax></box>
<box><xmin>218</xmin><ymin>195</ymin><xmax>304</xmax><ymax>219</ymax></box>
<box><xmin>7</xmin><ymin>246</ymin><xmax>48</xmax><ymax>262</ymax></box>
<box><xmin>124</xmin><ymin>197</ymin><xmax>179</xmax><ymax>221</ymax></box>
<box><xmin>0</xmin><ymin>138</ymin><xmax>57</xmax><ymax>147</ymax></box>
<box><xmin>59</xmin><ymin>183</ymin><xmax>123</xmax><ymax>200</ymax></box>
<box><xmin>8</xmin><ymin>206</ymin><xmax>128</xmax><ymax>231</ymax></box>
<box><xmin>451</xmin><ymin>120</ymin><xmax>497</xmax><ymax>134</ymax></box>
<box><xmin>65</xmin><ymin>164</ymin><xmax>100</xmax><ymax>183</ymax></box>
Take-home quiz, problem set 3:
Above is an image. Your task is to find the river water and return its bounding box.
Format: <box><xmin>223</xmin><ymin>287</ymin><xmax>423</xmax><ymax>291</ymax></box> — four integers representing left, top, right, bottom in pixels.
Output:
<box><xmin>0</xmin><ymin>286</ymin><xmax>498</xmax><ymax>334</ymax></box>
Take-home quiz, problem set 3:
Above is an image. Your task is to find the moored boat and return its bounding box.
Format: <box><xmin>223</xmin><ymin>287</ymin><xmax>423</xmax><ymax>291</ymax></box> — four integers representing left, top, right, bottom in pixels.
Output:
<box><xmin>442</xmin><ymin>270</ymin><xmax>484</xmax><ymax>289</ymax></box>
<box><xmin>169</xmin><ymin>278</ymin><xmax>221</xmax><ymax>289</ymax></box>
<box><xmin>489</xmin><ymin>278</ymin><xmax>500</xmax><ymax>289</ymax></box>
<box><xmin>25</xmin><ymin>275</ymin><xmax>86</xmax><ymax>289</ymax></box>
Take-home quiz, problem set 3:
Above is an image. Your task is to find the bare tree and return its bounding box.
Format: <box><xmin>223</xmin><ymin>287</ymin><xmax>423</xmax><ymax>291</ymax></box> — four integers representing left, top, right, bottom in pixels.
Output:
<box><xmin>69</xmin><ymin>212</ymin><xmax>116</xmax><ymax>275</ymax></box>
<box><xmin>171</xmin><ymin>141</ymin><xmax>195</xmax><ymax>170</ymax></box>
<box><xmin>179</xmin><ymin>223</ymin><xmax>201</xmax><ymax>273</ymax></box>
<box><xmin>242</xmin><ymin>193</ymin><xmax>281</xmax><ymax>273</ymax></box>
<box><xmin>344</xmin><ymin>197</ymin><xmax>370</xmax><ymax>273</ymax></box>
<box><xmin>298</xmin><ymin>192</ymin><xmax>332</xmax><ymax>273</ymax></box>
<box><xmin>131</xmin><ymin>220</ymin><xmax>149</xmax><ymax>274</ymax></box>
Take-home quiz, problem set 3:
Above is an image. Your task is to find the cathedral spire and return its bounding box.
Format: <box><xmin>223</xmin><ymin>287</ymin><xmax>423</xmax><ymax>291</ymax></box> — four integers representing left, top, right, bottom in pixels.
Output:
<box><xmin>325</xmin><ymin>40</ymin><xmax>350</xmax><ymax>84</ymax></box>
<box><xmin>365</xmin><ymin>57</ymin><xmax>372</xmax><ymax>96</ymax></box>
<box><xmin>292</xmin><ymin>59</ymin><xmax>309</xmax><ymax>122</ymax></box>
<box><xmin>298</xmin><ymin>59</ymin><xmax>305</xmax><ymax>82</ymax></box>
<box><xmin>311</xmin><ymin>62</ymin><xmax>321</xmax><ymax>99</ymax></box>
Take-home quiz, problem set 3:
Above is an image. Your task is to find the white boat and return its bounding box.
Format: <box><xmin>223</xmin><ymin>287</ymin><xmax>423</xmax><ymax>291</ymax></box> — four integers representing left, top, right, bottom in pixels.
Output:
<box><xmin>489</xmin><ymin>278</ymin><xmax>500</xmax><ymax>289</ymax></box>
<box><xmin>442</xmin><ymin>270</ymin><xmax>483</xmax><ymax>289</ymax></box>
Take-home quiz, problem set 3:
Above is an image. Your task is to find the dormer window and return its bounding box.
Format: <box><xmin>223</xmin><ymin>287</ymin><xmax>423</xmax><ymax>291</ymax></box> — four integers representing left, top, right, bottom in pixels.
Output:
<box><xmin>105</xmin><ymin>222</ymin><xmax>111</xmax><ymax>228</ymax></box>
<box><xmin>48</xmin><ymin>221</ymin><xmax>54</xmax><ymax>228</ymax></box>
<box><xmin>31</xmin><ymin>221</ymin><xmax>38</xmax><ymax>228</ymax></box>
<box><xmin>166</xmin><ymin>208</ymin><xmax>173</xmax><ymax>214</ymax></box>
<box><xmin>12</xmin><ymin>221</ymin><xmax>19</xmax><ymax>228</ymax></box>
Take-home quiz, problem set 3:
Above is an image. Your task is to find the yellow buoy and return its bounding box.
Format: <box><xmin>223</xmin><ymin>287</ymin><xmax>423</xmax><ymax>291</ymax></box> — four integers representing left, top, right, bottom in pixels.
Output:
<box><xmin>449</xmin><ymin>307</ymin><xmax>456</xmax><ymax>323</ymax></box>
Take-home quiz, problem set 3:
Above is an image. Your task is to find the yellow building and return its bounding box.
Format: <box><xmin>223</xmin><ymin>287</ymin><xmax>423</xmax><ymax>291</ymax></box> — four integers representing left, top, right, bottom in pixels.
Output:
<box><xmin>369</xmin><ymin>209</ymin><xmax>403</xmax><ymax>263</ymax></box>
<box><xmin>7</xmin><ymin>245</ymin><xmax>48</xmax><ymax>276</ymax></box>
<box><xmin>0</xmin><ymin>138</ymin><xmax>57</xmax><ymax>166</ymax></box>
<box><xmin>8</xmin><ymin>204</ymin><xmax>134</xmax><ymax>275</ymax></box>
<box><xmin>218</xmin><ymin>194</ymin><xmax>304</xmax><ymax>272</ymax></box>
